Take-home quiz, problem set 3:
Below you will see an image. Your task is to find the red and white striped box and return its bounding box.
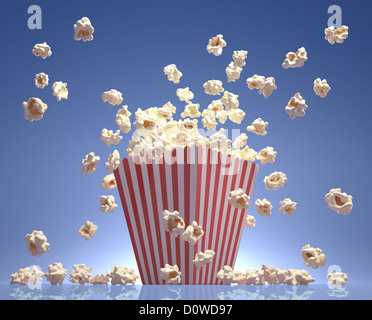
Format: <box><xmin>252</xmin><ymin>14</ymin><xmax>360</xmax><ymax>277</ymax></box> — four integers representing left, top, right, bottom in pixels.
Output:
<box><xmin>114</xmin><ymin>145</ymin><xmax>259</xmax><ymax>284</ymax></box>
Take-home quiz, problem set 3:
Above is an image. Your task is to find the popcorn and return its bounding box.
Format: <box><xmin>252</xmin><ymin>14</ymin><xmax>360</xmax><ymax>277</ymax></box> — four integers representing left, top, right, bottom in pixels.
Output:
<box><xmin>32</xmin><ymin>42</ymin><xmax>52</xmax><ymax>59</ymax></box>
<box><xmin>233</xmin><ymin>271</ymin><xmax>247</xmax><ymax>284</ymax></box>
<box><xmin>160</xmin><ymin>264</ymin><xmax>181</xmax><ymax>284</ymax></box>
<box><xmin>69</xmin><ymin>264</ymin><xmax>93</xmax><ymax>285</ymax></box>
<box><xmin>255</xmin><ymin>199</ymin><xmax>273</xmax><ymax>217</ymax></box>
<box><xmin>10</xmin><ymin>268</ymin><xmax>33</xmax><ymax>285</ymax></box>
<box><xmin>181</xmin><ymin>103</ymin><xmax>201</xmax><ymax>118</ymax></box>
<box><xmin>176</xmin><ymin>87</ymin><xmax>194</xmax><ymax>103</ymax></box>
<box><xmin>52</xmin><ymin>81</ymin><xmax>68</xmax><ymax>101</ymax></box>
<box><xmin>325</xmin><ymin>188</ymin><xmax>353</xmax><ymax>215</ymax></box>
<box><xmin>44</xmin><ymin>263</ymin><xmax>68</xmax><ymax>285</ymax></box>
<box><xmin>22</xmin><ymin>97</ymin><xmax>48</xmax><ymax>122</ymax></box>
<box><xmin>81</xmin><ymin>152</ymin><xmax>100</xmax><ymax>175</ymax></box>
<box><xmin>34</xmin><ymin>72</ymin><xmax>49</xmax><ymax>89</ymax></box>
<box><xmin>232</xmin><ymin>133</ymin><xmax>248</xmax><ymax>149</ymax></box>
<box><xmin>107</xmin><ymin>266</ymin><xmax>139</xmax><ymax>285</ymax></box>
<box><xmin>221</xmin><ymin>91</ymin><xmax>239</xmax><ymax>111</ymax></box>
<box><xmin>105</xmin><ymin>149</ymin><xmax>121</xmax><ymax>172</ymax></box>
<box><xmin>102</xmin><ymin>174</ymin><xmax>117</xmax><ymax>190</ymax></box>
<box><xmin>266</xmin><ymin>268</ymin><xmax>288</xmax><ymax>285</ymax></box>
<box><xmin>259</xmin><ymin>77</ymin><xmax>277</xmax><ymax>98</ymax></box>
<box><xmin>282</xmin><ymin>47</ymin><xmax>308</xmax><ymax>69</ymax></box>
<box><xmin>232</xmin><ymin>50</ymin><xmax>248</xmax><ymax>67</ymax></box>
<box><xmin>209</xmin><ymin>128</ymin><xmax>232</xmax><ymax>153</ymax></box>
<box><xmin>324</xmin><ymin>26</ymin><xmax>349</xmax><ymax>45</ymax></box>
<box><xmin>301</xmin><ymin>244</ymin><xmax>326</xmax><ymax>269</ymax></box>
<box><xmin>206</xmin><ymin>34</ymin><xmax>227</xmax><ymax>56</ymax></box>
<box><xmin>282</xmin><ymin>269</ymin><xmax>315</xmax><ymax>285</ymax></box>
<box><xmin>216</xmin><ymin>110</ymin><xmax>228</xmax><ymax>124</ymax></box>
<box><xmin>102</xmin><ymin>89</ymin><xmax>123</xmax><ymax>106</ymax></box>
<box><xmin>207</xmin><ymin>99</ymin><xmax>224</xmax><ymax>113</ymax></box>
<box><xmin>99</xmin><ymin>195</ymin><xmax>118</xmax><ymax>213</ymax></box>
<box><xmin>237</xmin><ymin>146</ymin><xmax>257</xmax><ymax>162</ymax></box>
<box><xmin>245</xmin><ymin>269</ymin><xmax>265</xmax><ymax>285</ymax></box>
<box><xmin>256</xmin><ymin>146</ymin><xmax>277</xmax><ymax>165</ymax></box>
<box><xmin>226</xmin><ymin>62</ymin><xmax>242</xmax><ymax>82</ymax></box>
<box><xmin>115</xmin><ymin>105</ymin><xmax>132</xmax><ymax>133</ymax></box>
<box><xmin>246</xmin><ymin>118</ymin><xmax>269</xmax><ymax>136</ymax></box>
<box><xmin>203</xmin><ymin>80</ymin><xmax>224</xmax><ymax>95</ymax></box>
<box><xmin>279</xmin><ymin>198</ymin><xmax>297</xmax><ymax>216</ymax></box>
<box><xmin>327</xmin><ymin>272</ymin><xmax>348</xmax><ymax>285</ymax></box>
<box><xmin>228</xmin><ymin>188</ymin><xmax>250</xmax><ymax>210</ymax></box>
<box><xmin>201</xmin><ymin>109</ymin><xmax>218</xmax><ymax>130</ymax></box>
<box><xmin>73</xmin><ymin>17</ymin><xmax>94</xmax><ymax>42</ymax></box>
<box><xmin>27</xmin><ymin>266</ymin><xmax>44</xmax><ymax>288</ymax></box>
<box><xmin>78</xmin><ymin>221</ymin><xmax>98</xmax><ymax>241</ymax></box>
<box><xmin>193</xmin><ymin>250</ymin><xmax>216</xmax><ymax>270</ymax></box>
<box><xmin>285</xmin><ymin>92</ymin><xmax>308</xmax><ymax>120</ymax></box>
<box><xmin>217</xmin><ymin>266</ymin><xmax>235</xmax><ymax>285</ymax></box>
<box><xmin>313</xmin><ymin>78</ymin><xmax>331</xmax><ymax>98</ymax></box>
<box><xmin>90</xmin><ymin>274</ymin><xmax>110</xmax><ymax>285</ymax></box>
<box><xmin>228</xmin><ymin>108</ymin><xmax>245</xmax><ymax>124</ymax></box>
<box><xmin>246</xmin><ymin>74</ymin><xmax>266</xmax><ymax>90</ymax></box>
<box><xmin>163</xmin><ymin>64</ymin><xmax>183</xmax><ymax>83</ymax></box>
<box><xmin>25</xmin><ymin>230</ymin><xmax>50</xmax><ymax>257</ymax></box>
<box><xmin>261</xmin><ymin>264</ymin><xmax>277</xmax><ymax>281</ymax></box>
<box><xmin>263</xmin><ymin>172</ymin><xmax>288</xmax><ymax>190</ymax></box>
<box><xmin>100</xmin><ymin>129</ymin><xmax>123</xmax><ymax>147</ymax></box>
<box><xmin>245</xmin><ymin>215</ymin><xmax>256</xmax><ymax>228</ymax></box>
<box><xmin>162</xmin><ymin>210</ymin><xmax>185</xmax><ymax>238</ymax></box>
<box><xmin>182</xmin><ymin>221</ymin><xmax>204</xmax><ymax>245</ymax></box>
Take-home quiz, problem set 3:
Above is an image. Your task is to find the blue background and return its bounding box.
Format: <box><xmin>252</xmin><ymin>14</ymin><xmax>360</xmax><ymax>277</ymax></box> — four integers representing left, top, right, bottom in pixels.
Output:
<box><xmin>0</xmin><ymin>0</ymin><xmax>371</xmax><ymax>286</ymax></box>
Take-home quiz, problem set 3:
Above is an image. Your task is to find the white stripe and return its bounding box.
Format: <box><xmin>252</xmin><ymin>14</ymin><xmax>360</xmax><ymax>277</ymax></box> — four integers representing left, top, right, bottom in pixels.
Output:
<box><xmin>176</xmin><ymin>148</ymin><xmax>185</xmax><ymax>284</ymax></box>
<box><xmin>189</xmin><ymin>146</ymin><xmax>197</xmax><ymax>283</ymax></box>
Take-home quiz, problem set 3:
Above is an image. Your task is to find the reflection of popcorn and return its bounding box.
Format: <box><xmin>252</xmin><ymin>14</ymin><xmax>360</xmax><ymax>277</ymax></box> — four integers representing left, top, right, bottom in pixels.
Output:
<box><xmin>263</xmin><ymin>172</ymin><xmax>288</xmax><ymax>190</ymax></box>
<box><xmin>176</xmin><ymin>87</ymin><xmax>194</xmax><ymax>103</ymax></box>
<box><xmin>99</xmin><ymin>195</ymin><xmax>118</xmax><ymax>213</ymax></box>
<box><xmin>246</xmin><ymin>118</ymin><xmax>269</xmax><ymax>136</ymax></box>
<box><xmin>105</xmin><ymin>149</ymin><xmax>121</xmax><ymax>172</ymax></box>
<box><xmin>206</xmin><ymin>34</ymin><xmax>227</xmax><ymax>56</ymax></box>
<box><xmin>163</xmin><ymin>64</ymin><xmax>183</xmax><ymax>83</ymax></box>
<box><xmin>282</xmin><ymin>47</ymin><xmax>308</xmax><ymax>69</ymax></box>
<box><xmin>25</xmin><ymin>230</ymin><xmax>50</xmax><ymax>257</ymax></box>
<box><xmin>226</xmin><ymin>62</ymin><xmax>242</xmax><ymax>82</ymax></box>
<box><xmin>324</xmin><ymin>26</ymin><xmax>349</xmax><ymax>45</ymax></box>
<box><xmin>34</xmin><ymin>72</ymin><xmax>49</xmax><ymax>89</ymax></box>
<box><xmin>256</xmin><ymin>147</ymin><xmax>277</xmax><ymax>165</ymax></box>
<box><xmin>301</xmin><ymin>244</ymin><xmax>326</xmax><ymax>269</ymax></box>
<box><xmin>181</xmin><ymin>103</ymin><xmax>201</xmax><ymax>118</ymax></box>
<box><xmin>193</xmin><ymin>250</ymin><xmax>216</xmax><ymax>270</ymax></box>
<box><xmin>246</xmin><ymin>74</ymin><xmax>266</xmax><ymax>90</ymax></box>
<box><xmin>245</xmin><ymin>215</ymin><xmax>256</xmax><ymax>228</ymax></box>
<box><xmin>182</xmin><ymin>221</ymin><xmax>204</xmax><ymax>245</ymax></box>
<box><xmin>217</xmin><ymin>266</ymin><xmax>235</xmax><ymax>285</ymax></box>
<box><xmin>10</xmin><ymin>268</ymin><xmax>33</xmax><ymax>285</ymax></box>
<box><xmin>115</xmin><ymin>105</ymin><xmax>132</xmax><ymax>133</ymax></box>
<box><xmin>285</xmin><ymin>92</ymin><xmax>308</xmax><ymax>120</ymax></box>
<box><xmin>73</xmin><ymin>17</ymin><xmax>94</xmax><ymax>41</ymax></box>
<box><xmin>32</xmin><ymin>42</ymin><xmax>52</xmax><ymax>59</ymax></box>
<box><xmin>69</xmin><ymin>264</ymin><xmax>93</xmax><ymax>285</ymax></box>
<box><xmin>102</xmin><ymin>174</ymin><xmax>117</xmax><ymax>190</ymax></box>
<box><xmin>228</xmin><ymin>108</ymin><xmax>245</xmax><ymax>124</ymax></box>
<box><xmin>327</xmin><ymin>272</ymin><xmax>348</xmax><ymax>285</ymax></box>
<box><xmin>232</xmin><ymin>133</ymin><xmax>248</xmax><ymax>149</ymax></box>
<box><xmin>107</xmin><ymin>266</ymin><xmax>139</xmax><ymax>285</ymax></box>
<box><xmin>232</xmin><ymin>50</ymin><xmax>248</xmax><ymax>67</ymax></box>
<box><xmin>100</xmin><ymin>129</ymin><xmax>123</xmax><ymax>147</ymax></box>
<box><xmin>102</xmin><ymin>89</ymin><xmax>123</xmax><ymax>106</ymax></box>
<box><xmin>228</xmin><ymin>188</ymin><xmax>250</xmax><ymax>210</ymax></box>
<box><xmin>163</xmin><ymin>210</ymin><xmax>185</xmax><ymax>238</ymax></box>
<box><xmin>245</xmin><ymin>269</ymin><xmax>265</xmax><ymax>285</ymax></box>
<box><xmin>81</xmin><ymin>152</ymin><xmax>100</xmax><ymax>175</ymax></box>
<box><xmin>44</xmin><ymin>263</ymin><xmax>68</xmax><ymax>285</ymax></box>
<box><xmin>325</xmin><ymin>188</ymin><xmax>353</xmax><ymax>215</ymax></box>
<box><xmin>313</xmin><ymin>78</ymin><xmax>331</xmax><ymax>98</ymax></box>
<box><xmin>259</xmin><ymin>77</ymin><xmax>277</xmax><ymax>98</ymax></box>
<box><xmin>279</xmin><ymin>198</ymin><xmax>297</xmax><ymax>216</ymax></box>
<box><xmin>78</xmin><ymin>221</ymin><xmax>98</xmax><ymax>241</ymax></box>
<box><xmin>255</xmin><ymin>199</ymin><xmax>273</xmax><ymax>217</ymax></box>
<box><xmin>22</xmin><ymin>97</ymin><xmax>48</xmax><ymax>122</ymax></box>
<box><xmin>221</xmin><ymin>91</ymin><xmax>239</xmax><ymax>111</ymax></box>
<box><xmin>52</xmin><ymin>81</ymin><xmax>69</xmax><ymax>101</ymax></box>
<box><xmin>203</xmin><ymin>80</ymin><xmax>224</xmax><ymax>95</ymax></box>
<box><xmin>91</xmin><ymin>274</ymin><xmax>110</xmax><ymax>285</ymax></box>
<box><xmin>160</xmin><ymin>264</ymin><xmax>181</xmax><ymax>284</ymax></box>
<box><xmin>202</xmin><ymin>109</ymin><xmax>218</xmax><ymax>130</ymax></box>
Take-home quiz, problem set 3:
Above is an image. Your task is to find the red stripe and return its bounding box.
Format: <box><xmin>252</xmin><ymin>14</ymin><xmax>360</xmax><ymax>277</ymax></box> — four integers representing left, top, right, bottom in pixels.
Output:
<box><xmin>184</xmin><ymin>147</ymin><xmax>191</xmax><ymax>284</ymax></box>
<box><xmin>171</xmin><ymin>149</ymin><xmax>181</xmax><ymax>271</ymax></box>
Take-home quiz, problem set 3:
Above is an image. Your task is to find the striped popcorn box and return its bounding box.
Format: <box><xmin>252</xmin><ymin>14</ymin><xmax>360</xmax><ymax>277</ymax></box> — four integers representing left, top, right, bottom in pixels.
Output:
<box><xmin>114</xmin><ymin>145</ymin><xmax>259</xmax><ymax>284</ymax></box>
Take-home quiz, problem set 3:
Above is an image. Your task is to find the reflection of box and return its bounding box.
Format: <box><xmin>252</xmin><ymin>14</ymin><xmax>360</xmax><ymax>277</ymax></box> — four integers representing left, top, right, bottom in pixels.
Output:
<box><xmin>114</xmin><ymin>146</ymin><xmax>259</xmax><ymax>284</ymax></box>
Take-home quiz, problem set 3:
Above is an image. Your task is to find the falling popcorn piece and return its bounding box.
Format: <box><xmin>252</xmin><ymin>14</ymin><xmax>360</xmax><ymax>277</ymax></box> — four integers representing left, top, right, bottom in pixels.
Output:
<box><xmin>160</xmin><ymin>264</ymin><xmax>182</xmax><ymax>284</ymax></box>
<box><xmin>327</xmin><ymin>272</ymin><xmax>348</xmax><ymax>285</ymax></box>
<box><xmin>100</xmin><ymin>129</ymin><xmax>123</xmax><ymax>147</ymax></box>
<box><xmin>282</xmin><ymin>47</ymin><xmax>308</xmax><ymax>69</ymax></box>
<box><xmin>325</xmin><ymin>188</ymin><xmax>353</xmax><ymax>215</ymax></box>
<box><xmin>34</xmin><ymin>72</ymin><xmax>49</xmax><ymax>89</ymax></box>
<box><xmin>228</xmin><ymin>108</ymin><xmax>245</xmax><ymax>124</ymax></box>
<box><xmin>25</xmin><ymin>230</ymin><xmax>50</xmax><ymax>257</ymax></box>
<box><xmin>207</xmin><ymin>99</ymin><xmax>224</xmax><ymax>113</ymax></box>
<box><xmin>206</xmin><ymin>34</ymin><xmax>227</xmax><ymax>56</ymax></box>
<box><xmin>226</xmin><ymin>61</ymin><xmax>242</xmax><ymax>82</ymax></box>
<box><xmin>90</xmin><ymin>274</ymin><xmax>110</xmax><ymax>285</ymax></box>
<box><xmin>105</xmin><ymin>149</ymin><xmax>121</xmax><ymax>172</ymax></box>
<box><xmin>285</xmin><ymin>92</ymin><xmax>308</xmax><ymax>120</ymax></box>
<box><xmin>73</xmin><ymin>17</ymin><xmax>94</xmax><ymax>42</ymax></box>
<box><xmin>221</xmin><ymin>91</ymin><xmax>239</xmax><ymax>111</ymax></box>
<box><xmin>301</xmin><ymin>244</ymin><xmax>326</xmax><ymax>269</ymax></box>
<box><xmin>44</xmin><ymin>263</ymin><xmax>68</xmax><ymax>285</ymax></box>
<box><xmin>163</xmin><ymin>64</ymin><xmax>183</xmax><ymax>84</ymax></box>
<box><xmin>69</xmin><ymin>264</ymin><xmax>93</xmax><ymax>285</ymax></box>
<box><xmin>32</xmin><ymin>42</ymin><xmax>52</xmax><ymax>59</ymax></box>
<box><xmin>176</xmin><ymin>87</ymin><xmax>194</xmax><ymax>103</ymax></box>
<box><xmin>115</xmin><ymin>105</ymin><xmax>132</xmax><ymax>133</ymax></box>
<box><xmin>245</xmin><ymin>215</ymin><xmax>256</xmax><ymax>228</ymax></box>
<box><xmin>163</xmin><ymin>210</ymin><xmax>185</xmax><ymax>238</ymax></box>
<box><xmin>181</xmin><ymin>103</ymin><xmax>201</xmax><ymax>118</ymax></box>
<box><xmin>78</xmin><ymin>221</ymin><xmax>98</xmax><ymax>241</ymax></box>
<box><xmin>203</xmin><ymin>80</ymin><xmax>224</xmax><ymax>95</ymax></box>
<box><xmin>313</xmin><ymin>78</ymin><xmax>331</xmax><ymax>98</ymax></box>
<box><xmin>263</xmin><ymin>172</ymin><xmax>288</xmax><ymax>190</ymax></box>
<box><xmin>99</xmin><ymin>195</ymin><xmax>118</xmax><ymax>213</ymax></box>
<box><xmin>107</xmin><ymin>266</ymin><xmax>139</xmax><ymax>285</ymax></box>
<box><xmin>22</xmin><ymin>97</ymin><xmax>48</xmax><ymax>122</ymax></box>
<box><xmin>246</xmin><ymin>74</ymin><xmax>266</xmax><ymax>90</ymax></box>
<box><xmin>255</xmin><ymin>199</ymin><xmax>273</xmax><ymax>217</ymax></box>
<box><xmin>232</xmin><ymin>50</ymin><xmax>248</xmax><ymax>67</ymax></box>
<box><xmin>237</xmin><ymin>146</ymin><xmax>257</xmax><ymax>162</ymax></box>
<box><xmin>324</xmin><ymin>25</ymin><xmax>349</xmax><ymax>45</ymax></box>
<box><xmin>279</xmin><ymin>198</ymin><xmax>297</xmax><ymax>216</ymax></box>
<box><xmin>246</xmin><ymin>118</ymin><xmax>269</xmax><ymax>136</ymax></box>
<box><xmin>256</xmin><ymin>146</ymin><xmax>277</xmax><ymax>165</ymax></box>
<box><xmin>232</xmin><ymin>133</ymin><xmax>248</xmax><ymax>149</ymax></box>
<box><xmin>52</xmin><ymin>81</ymin><xmax>69</xmax><ymax>101</ymax></box>
<box><xmin>182</xmin><ymin>221</ymin><xmax>204</xmax><ymax>245</ymax></box>
<box><xmin>201</xmin><ymin>109</ymin><xmax>218</xmax><ymax>130</ymax></box>
<box><xmin>193</xmin><ymin>250</ymin><xmax>216</xmax><ymax>270</ymax></box>
<box><xmin>259</xmin><ymin>77</ymin><xmax>277</xmax><ymax>98</ymax></box>
<box><xmin>102</xmin><ymin>174</ymin><xmax>117</xmax><ymax>190</ymax></box>
<box><xmin>102</xmin><ymin>89</ymin><xmax>123</xmax><ymax>106</ymax></box>
<box><xmin>216</xmin><ymin>265</ymin><xmax>235</xmax><ymax>285</ymax></box>
<box><xmin>81</xmin><ymin>152</ymin><xmax>100</xmax><ymax>175</ymax></box>
<box><xmin>228</xmin><ymin>188</ymin><xmax>250</xmax><ymax>210</ymax></box>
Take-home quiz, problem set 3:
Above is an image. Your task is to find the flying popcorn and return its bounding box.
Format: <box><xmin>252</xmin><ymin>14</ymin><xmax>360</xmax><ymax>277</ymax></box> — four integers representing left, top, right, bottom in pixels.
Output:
<box><xmin>34</xmin><ymin>72</ymin><xmax>49</xmax><ymax>89</ymax></box>
<box><xmin>207</xmin><ymin>99</ymin><xmax>224</xmax><ymax>113</ymax></box>
<box><xmin>217</xmin><ymin>265</ymin><xmax>235</xmax><ymax>285</ymax></box>
<box><xmin>246</xmin><ymin>118</ymin><xmax>269</xmax><ymax>136</ymax></box>
<box><xmin>105</xmin><ymin>149</ymin><xmax>121</xmax><ymax>172</ymax></box>
<box><xmin>228</xmin><ymin>108</ymin><xmax>245</xmax><ymax>124</ymax></box>
<box><xmin>182</xmin><ymin>221</ymin><xmax>204</xmax><ymax>245</ymax></box>
<box><xmin>301</xmin><ymin>244</ymin><xmax>326</xmax><ymax>269</ymax></box>
<box><xmin>176</xmin><ymin>87</ymin><xmax>194</xmax><ymax>103</ymax></box>
<box><xmin>206</xmin><ymin>34</ymin><xmax>227</xmax><ymax>56</ymax></box>
<box><xmin>245</xmin><ymin>269</ymin><xmax>265</xmax><ymax>285</ymax></box>
<box><xmin>201</xmin><ymin>109</ymin><xmax>218</xmax><ymax>130</ymax></box>
<box><xmin>246</xmin><ymin>74</ymin><xmax>266</xmax><ymax>90</ymax></box>
<box><xmin>73</xmin><ymin>17</ymin><xmax>94</xmax><ymax>42</ymax></box>
<box><xmin>181</xmin><ymin>103</ymin><xmax>201</xmax><ymax>118</ymax></box>
<box><xmin>232</xmin><ymin>50</ymin><xmax>248</xmax><ymax>67</ymax></box>
<box><xmin>52</xmin><ymin>81</ymin><xmax>68</xmax><ymax>101</ymax></box>
<box><xmin>90</xmin><ymin>274</ymin><xmax>110</xmax><ymax>285</ymax></box>
<box><xmin>209</xmin><ymin>128</ymin><xmax>232</xmax><ymax>153</ymax></box>
<box><xmin>282</xmin><ymin>47</ymin><xmax>308</xmax><ymax>69</ymax></box>
<box><xmin>99</xmin><ymin>195</ymin><xmax>118</xmax><ymax>213</ymax></box>
<box><xmin>22</xmin><ymin>97</ymin><xmax>48</xmax><ymax>122</ymax></box>
<box><xmin>32</xmin><ymin>42</ymin><xmax>52</xmax><ymax>59</ymax></box>
<box><xmin>162</xmin><ymin>210</ymin><xmax>185</xmax><ymax>238</ymax></box>
<box><xmin>25</xmin><ymin>230</ymin><xmax>50</xmax><ymax>257</ymax></box>
<box><xmin>69</xmin><ymin>264</ymin><xmax>93</xmax><ymax>285</ymax></box>
<box><xmin>215</xmin><ymin>109</ymin><xmax>228</xmax><ymax>124</ymax></box>
<box><xmin>107</xmin><ymin>266</ymin><xmax>139</xmax><ymax>285</ymax></box>
<box><xmin>313</xmin><ymin>78</ymin><xmax>331</xmax><ymax>98</ymax></box>
<box><xmin>255</xmin><ymin>199</ymin><xmax>273</xmax><ymax>217</ymax></box>
<box><xmin>324</xmin><ymin>25</ymin><xmax>349</xmax><ymax>45</ymax></box>
<box><xmin>203</xmin><ymin>80</ymin><xmax>224</xmax><ymax>95</ymax></box>
<box><xmin>100</xmin><ymin>129</ymin><xmax>123</xmax><ymax>147</ymax></box>
<box><xmin>44</xmin><ymin>263</ymin><xmax>68</xmax><ymax>285</ymax></box>
<box><xmin>256</xmin><ymin>146</ymin><xmax>277</xmax><ymax>165</ymax></box>
<box><xmin>160</xmin><ymin>264</ymin><xmax>182</xmax><ymax>284</ymax></box>
<box><xmin>263</xmin><ymin>172</ymin><xmax>288</xmax><ymax>190</ymax></box>
<box><xmin>327</xmin><ymin>272</ymin><xmax>348</xmax><ymax>285</ymax></box>
<box><xmin>228</xmin><ymin>188</ymin><xmax>250</xmax><ymax>210</ymax></box>
<box><xmin>285</xmin><ymin>92</ymin><xmax>308</xmax><ymax>120</ymax></box>
<box><xmin>221</xmin><ymin>91</ymin><xmax>239</xmax><ymax>111</ymax></box>
<box><xmin>232</xmin><ymin>133</ymin><xmax>248</xmax><ymax>149</ymax></box>
<box><xmin>236</xmin><ymin>146</ymin><xmax>257</xmax><ymax>162</ymax></box>
<box><xmin>81</xmin><ymin>152</ymin><xmax>100</xmax><ymax>175</ymax></box>
<box><xmin>102</xmin><ymin>89</ymin><xmax>123</xmax><ymax>106</ymax></box>
<box><xmin>259</xmin><ymin>77</ymin><xmax>277</xmax><ymax>98</ymax></box>
<box><xmin>279</xmin><ymin>198</ymin><xmax>297</xmax><ymax>216</ymax></box>
<box><xmin>78</xmin><ymin>221</ymin><xmax>98</xmax><ymax>241</ymax></box>
<box><xmin>325</xmin><ymin>188</ymin><xmax>353</xmax><ymax>215</ymax></box>
<box><xmin>226</xmin><ymin>61</ymin><xmax>243</xmax><ymax>82</ymax></box>
<box><xmin>245</xmin><ymin>215</ymin><xmax>256</xmax><ymax>228</ymax></box>
<box><xmin>163</xmin><ymin>64</ymin><xmax>183</xmax><ymax>83</ymax></box>
<box><xmin>115</xmin><ymin>105</ymin><xmax>132</xmax><ymax>133</ymax></box>
<box><xmin>102</xmin><ymin>174</ymin><xmax>117</xmax><ymax>190</ymax></box>
<box><xmin>10</xmin><ymin>267</ymin><xmax>34</xmax><ymax>285</ymax></box>
<box><xmin>193</xmin><ymin>250</ymin><xmax>216</xmax><ymax>270</ymax></box>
